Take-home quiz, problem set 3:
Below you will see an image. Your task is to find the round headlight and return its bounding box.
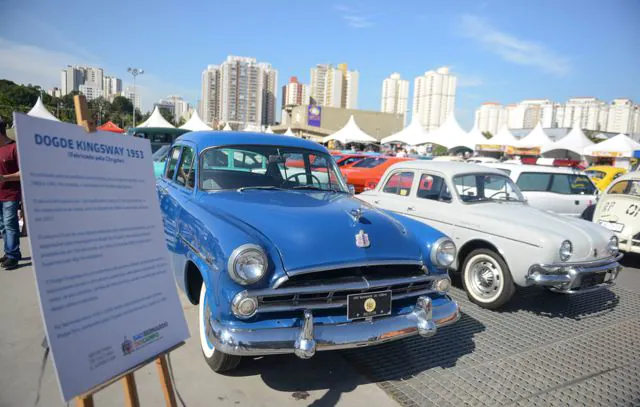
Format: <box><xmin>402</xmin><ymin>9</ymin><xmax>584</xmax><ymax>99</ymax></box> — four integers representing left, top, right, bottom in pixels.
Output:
<box><xmin>434</xmin><ymin>277</ymin><xmax>451</xmax><ymax>293</ymax></box>
<box><xmin>559</xmin><ymin>240</ymin><xmax>572</xmax><ymax>262</ymax></box>
<box><xmin>431</xmin><ymin>238</ymin><xmax>457</xmax><ymax>268</ymax></box>
<box><xmin>228</xmin><ymin>244</ymin><xmax>268</xmax><ymax>285</ymax></box>
<box><xmin>608</xmin><ymin>236</ymin><xmax>619</xmax><ymax>256</ymax></box>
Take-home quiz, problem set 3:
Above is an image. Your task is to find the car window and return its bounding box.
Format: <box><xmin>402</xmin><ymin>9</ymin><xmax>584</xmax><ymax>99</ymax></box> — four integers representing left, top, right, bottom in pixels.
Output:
<box><xmin>568</xmin><ymin>174</ymin><xmax>596</xmax><ymax>195</ymax></box>
<box><xmin>550</xmin><ymin>174</ymin><xmax>572</xmax><ymax>194</ymax></box>
<box><xmin>164</xmin><ymin>146</ymin><xmax>181</xmax><ymax>180</ymax></box>
<box><xmin>454</xmin><ymin>173</ymin><xmax>524</xmax><ymax>203</ymax></box>
<box><xmin>382</xmin><ymin>171</ymin><xmax>414</xmax><ymax>196</ymax></box>
<box><xmin>352</xmin><ymin>157</ymin><xmax>388</xmax><ymax>168</ymax></box>
<box><xmin>176</xmin><ymin>147</ymin><xmax>195</xmax><ymax>188</ymax></box>
<box><xmin>612</xmin><ymin>172</ymin><xmax>624</xmax><ymax>181</ymax></box>
<box><xmin>417</xmin><ymin>174</ymin><xmax>451</xmax><ymax>202</ymax></box>
<box><xmin>517</xmin><ymin>172</ymin><xmax>551</xmax><ymax>192</ymax></box>
<box><xmin>150</xmin><ymin>133</ymin><xmax>172</xmax><ymax>143</ymax></box>
<box><xmin>585</xmin><ymin>170</ymin><xmax>606</xmax><ymax>180</ymax></box>
<box><xmin>340</xmin><ymin>157</ymin><xmax>362</xmax><ymax>166</ymax></box>
<box><xmin>609</xmin><ymin>180</ymin><xmax>640</xmax><ymax>196</ymax></box>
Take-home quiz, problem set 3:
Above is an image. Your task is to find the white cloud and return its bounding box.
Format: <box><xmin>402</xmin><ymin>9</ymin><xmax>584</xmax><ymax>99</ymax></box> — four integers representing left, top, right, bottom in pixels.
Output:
<box><xmin>0</xmin><ymin>38</ymin><xmax>199</xmax><ymax>112</ymax></box>
<box><xmin>333</xmin><ymin>5</ymin><xmax>376</xmax><ymax>28</ymax></box>
<box><xmin>459</xmin><ymin>15</ymin><xmax>570</xmax><ymax>76</ymax></box>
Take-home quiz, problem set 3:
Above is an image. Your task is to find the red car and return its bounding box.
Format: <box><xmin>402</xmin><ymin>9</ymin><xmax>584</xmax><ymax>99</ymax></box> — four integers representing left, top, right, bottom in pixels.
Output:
<box><xmin>333</xmin><ymin>154</ymin><xmax>367</xmax><ymax>167</ymax></box>
<box><xmin>341</xmin><ymin>156</ymin><xmax>414</xmax><ymax>193</ymax></box>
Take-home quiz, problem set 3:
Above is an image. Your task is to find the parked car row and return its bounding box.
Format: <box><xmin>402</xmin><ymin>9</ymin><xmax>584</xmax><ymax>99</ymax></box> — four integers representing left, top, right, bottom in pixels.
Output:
<box><xmin>154</xmin><ymin>132</ymin><xmax>623</xmax><ymax>373</ymax></box>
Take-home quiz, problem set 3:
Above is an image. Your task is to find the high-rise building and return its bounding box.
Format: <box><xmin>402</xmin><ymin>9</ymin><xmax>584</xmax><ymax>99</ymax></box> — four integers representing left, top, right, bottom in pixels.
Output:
<box><xmin>412</xmin><ymin>67</ymin><xmax>457</xmax><ymax>131</ymax></box>
<box><xmin>380</xmin><ymin>73</ymin><xmax>409</xmax><ymax>125</ymax></box>
<box><xmin>102</xmin><ymin>76</ymin><xmax>123</xmax><ymax>100</ymax></box>
<box><xmin>60</xmin><ymin>66</ymin><xmax>85</xmax><ymax>95</ymax></box>
<box><xmin>78</xmin><ymin>84</ymin><xmax>104</xmax><ymax>101</ymax></box>
<box><xmin>124</xmin><ymin>86</ymin><xmax>141</xmax><ymax>111</ymax></box>
<box><xmin>281</xmin><ymin>76</ymin><xmax>310</xmax><ymax>108</ymax></box>
<box><xmin>156</xmin><ymin>95</ymin><xmax>191</xmax><ymax>122</ymax></box>
<box><xmin>84</xmin><ymin>67</ymin><xmax>103</xmax><ymax>88</ymax></box>
<box><xmin>607</xmin><ymin>98</ymin><xmax>635</xmax><ymax>134</ymax></box>
<box><xmin>556</xmin><ymin>97</ymin><xmax>608</xmax><ymax>130</ymax></box>
<box><xmin>475</xmin><ymin>102</ymin><xmax>507</xmax><ymax>135</ymax></box>
<box><xmin>200</xmin><ymin>56</ymin><xmax>278</xmax><ymax>129</ymax></box>
<box><xmin>309</xmin><ymin>63</ymin><xmax>358</xmax><ymax>109</ymax></box>
<box><xmin>201</xmin><ymin>65</ymin><xmax>221</xmax><ymax>125</ymax></box>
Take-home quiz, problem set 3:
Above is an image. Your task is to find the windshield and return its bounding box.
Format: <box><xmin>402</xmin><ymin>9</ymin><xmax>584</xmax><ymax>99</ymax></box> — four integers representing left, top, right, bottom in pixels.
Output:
<box><xmin>453</xmin><ymin>173</ymin><xmax>524</xmax><ymax>203</ymax></box>
<box><xmin>609</xmin><ymin>180</ymin><xmax>640</xmax><ymax>196</ymax></box>
<box><xmin>584</xmin><ymin>170</ymin><xmax>606</xmax><ymax>180</ymax></box>
<box><xmin>152</xmin><ymin>145</ymin><xmax>171</xmax><ymax>162</ymax></box>
<box><xmin>199</xmin><ymin>145</ymin><xmax>349</xmax><ymax>192</ymax></box>
<box><xmin>352</xmin><ymin>157</ymin><xmax>388</xmax><ymax>168</ymax></box>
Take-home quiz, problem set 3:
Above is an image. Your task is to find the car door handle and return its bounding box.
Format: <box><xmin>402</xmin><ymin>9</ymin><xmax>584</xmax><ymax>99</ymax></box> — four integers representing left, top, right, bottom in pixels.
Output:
<box><xmin>574</xmin><ymin>200</ymin><xmax>580</xmax><ymax>205</ymax></box>
<box><xmin>373</xmin><ymin>200</ymin><xmax>379</xmax><ymax>205</ymax></box>
<box><xmin>407</xmin><ymin>206</ymin><xmax>415</xmax><ymax>211</ymax></box>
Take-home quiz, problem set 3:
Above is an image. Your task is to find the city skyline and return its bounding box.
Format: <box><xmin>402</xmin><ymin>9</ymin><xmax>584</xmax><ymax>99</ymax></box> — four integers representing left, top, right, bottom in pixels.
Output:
<box><xmin>1</xmin><ymin>0</ymin><xmax>638</xmax><ymax>129</ymax></box>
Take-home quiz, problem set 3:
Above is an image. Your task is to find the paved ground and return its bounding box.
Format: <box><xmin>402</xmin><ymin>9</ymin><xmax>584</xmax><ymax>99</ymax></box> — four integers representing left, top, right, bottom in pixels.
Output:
<box><xmin>1</xmin><ymin>237</ymin><xmax>640</xmax><ymax>406</ymax></box>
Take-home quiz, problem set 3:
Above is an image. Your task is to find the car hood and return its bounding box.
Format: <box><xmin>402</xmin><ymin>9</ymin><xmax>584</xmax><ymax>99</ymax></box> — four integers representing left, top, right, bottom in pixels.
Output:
<box><xmin>197</xmin><ymin>190</ymin><xmax>423</xmax><ymax>274</ymax></box>
<box><xmin>464</xmin><ymin>202</ymin><xmax>613</xmax><ymax>261</ymax></box>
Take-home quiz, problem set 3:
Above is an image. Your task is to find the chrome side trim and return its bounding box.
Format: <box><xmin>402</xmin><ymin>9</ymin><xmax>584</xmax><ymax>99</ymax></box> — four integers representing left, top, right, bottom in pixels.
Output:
<box><xmin>284</xmin><ymin>259</ymin><xmax>424</xmax><ymax>278</ymax></box>
<box><xmin>536</xmin><ymin>253</ymin><xmax>623</xmax><ymax>269</ymax></box>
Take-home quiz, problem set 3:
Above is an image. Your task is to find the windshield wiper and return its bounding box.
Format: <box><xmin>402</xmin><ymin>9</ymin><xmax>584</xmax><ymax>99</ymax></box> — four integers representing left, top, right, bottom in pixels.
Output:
<box><xmin>237</xmin><ymin>186</ymin><xmax>285</xmax><ymax>192</ymax></box>
<box><xmin>292</xmin><ymin>185</ymin><xmax>344</xmax><ymax>193</ymax></box>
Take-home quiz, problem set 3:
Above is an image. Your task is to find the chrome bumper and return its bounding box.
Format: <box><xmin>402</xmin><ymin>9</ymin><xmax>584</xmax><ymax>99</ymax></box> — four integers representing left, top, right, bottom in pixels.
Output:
<box><xmin>209</xmin><ymin>296</ymin><xmax>460</xmax><ymax>358</ymax></box>
<box><xmin>526</xmin><ymin>253</ymin><xmax>623</xmax><ymax>294</ymax></box>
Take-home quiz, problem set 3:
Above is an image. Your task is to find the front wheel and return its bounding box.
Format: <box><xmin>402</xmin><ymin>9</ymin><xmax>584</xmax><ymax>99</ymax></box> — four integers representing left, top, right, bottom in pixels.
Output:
<box><xmin>462</xmin><ymin>249</ymin><xmax>515</xmax><ymax>309</ymax></box>
<box><xmin>199</xmin><ymin>283</ymin><xmax>241</xmax><ymax>372</ymax></box>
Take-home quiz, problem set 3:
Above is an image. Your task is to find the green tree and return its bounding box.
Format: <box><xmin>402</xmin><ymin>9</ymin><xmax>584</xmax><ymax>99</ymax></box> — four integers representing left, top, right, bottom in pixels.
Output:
<box><xmin>159</xmin><ymin>107</ymin><xmax>175</xmax><ymax>125</ymax></box>
<box><xmin>177</xmin><ymin>116</ymin><xmax>187</xmax><ymax>127</ymax></box>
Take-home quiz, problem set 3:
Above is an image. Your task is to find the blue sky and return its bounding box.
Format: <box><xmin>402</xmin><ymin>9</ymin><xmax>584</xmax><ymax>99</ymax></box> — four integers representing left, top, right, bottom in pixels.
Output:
<box><xmin>1</xmin><ymin>0</ymin><xmax>638</xmax><ymax>129</ymax></box>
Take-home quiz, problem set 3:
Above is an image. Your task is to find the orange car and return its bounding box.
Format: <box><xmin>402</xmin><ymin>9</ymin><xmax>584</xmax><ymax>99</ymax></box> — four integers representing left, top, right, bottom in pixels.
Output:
<box><xmin>341</xmin><ymin>156</ymin><xmax>414</xmax><ymax>193</ymax></box>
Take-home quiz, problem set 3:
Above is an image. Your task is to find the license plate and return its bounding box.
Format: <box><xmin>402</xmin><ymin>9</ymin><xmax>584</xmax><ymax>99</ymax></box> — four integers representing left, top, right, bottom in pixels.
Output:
<box><xmin>347</xmin><ymin>290</ymin><xmax>391</xmax><ymax>320</ymax></box>
<box><xmin>580</xmin><ymin>272</ymin><xmax>606</xmax><ymax>289</ymax></box>
<box><xmin>598</xmin><ymin>221</ymin><xmax>624</xmax><ymax>233</ymax></box>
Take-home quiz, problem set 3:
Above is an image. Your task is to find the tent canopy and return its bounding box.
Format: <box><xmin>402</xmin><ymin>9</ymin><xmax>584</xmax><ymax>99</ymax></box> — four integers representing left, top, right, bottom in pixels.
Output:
<box><xmin>381</xmin><ymin>116</ymin><xmax>430</xmax><ymax>145</ymax></box>
<box><xmin>27</xmin><ymin>97</ymin><xmax>60</xmax><ymax>122</ymax></box>
<box><xmin>426</xmin><ymin>114</ymin><xmax>467</xmax><ymax>148</ymax></box>
<box><xmin>244</xmin><ymin>123</ymin><xmax>262</xmax><ymax>132</ymax></box>
<box><xmin>448</xmin><ymin>122</ymin><xmax>488</xmax><ymax>150</ymax></box>
<box><xmin>222</xmin><ymin>123</ymin><xmax>232</xmax><ymax>131</ymax></box>
<box><xmin>541</xmin><ymin>122</ymin><xmax>593</xmax><ymax>157</ymax></box>
<box><xmin>283</xmin><ymin>127</ymin><xmax>295</xmax><ymax>136</ymax></box>
<box><xmin>179</xmin><ymin>111</ymin><xmax>212</xmax><ymax>131</ymax></box>
<box><xmin>323</xmin><ymin>116</ymin><xmax>377</xmax><ymax>144</ymax></box>
<box><xmin>583</xmin><ymin>133</ymin><xmax>640</xmax><ymax>158</ymax></box>
<box><xmin>487</xmin><ymin>126</ymin><xmax>517</xmax><ymax>146</ymax></box>
<box><xmin>97</xmin><ymin>121</ymin><xmax>124</xmax><ymax>133</ymax></box>
<box><xmin>137</xmin><ymin>106</ymin><xmax>175</xmax><ymax>128</ymax></box>
<box><xmin>514</xmin><ymin>122</ymin><xmax>552</xmax><ymax>148</ymax></box>
<box><xmin>265</xmin><ymin>126</ymin><xmax>274</xmax><ymax>134</ymax></box>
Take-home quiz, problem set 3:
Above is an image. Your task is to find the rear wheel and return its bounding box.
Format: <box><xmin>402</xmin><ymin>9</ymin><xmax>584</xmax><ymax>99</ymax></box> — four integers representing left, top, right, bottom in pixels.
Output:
<box><xmin>462</xmin><ymin>249</ymin><xmax>515</xmax><ymax>309</ymax></box>
<box><xmin>199</xmin><ymin>283</ymin><xmax>241</xmax><ymax>372</ymax></box>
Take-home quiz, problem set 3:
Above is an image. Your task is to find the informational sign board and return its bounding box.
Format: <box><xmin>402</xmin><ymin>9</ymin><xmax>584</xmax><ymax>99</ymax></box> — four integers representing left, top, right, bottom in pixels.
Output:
<box><xmin>308</xmin><ymin>105</ymin><xmax>321</xmax><ymax>127</ymax></box>
<box><xmin>14</xmin><ymin>114</ymin><xmax>189</xmax><ymax>402</ymax></box>
<box><xmin>476</xmin><ymin>144</ymin><xmax>505</xmax><ymax>152</ymax></box>
<box><xmin>504</xmin><ymin>146</ymin><xmax>541</xmax><ymax>156</ymax></box>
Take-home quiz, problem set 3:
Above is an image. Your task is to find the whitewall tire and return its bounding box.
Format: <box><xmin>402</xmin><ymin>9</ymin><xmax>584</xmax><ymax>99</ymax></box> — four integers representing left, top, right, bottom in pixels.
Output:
<box><xmin>199</xmin><ymin>282</ymin><xmax>241</xmax><ymax>372</ymax></box>
<box><xmin>462</xmin><ymin>249</ymin><xmax>515</xmax><ymax>309</ymax></box>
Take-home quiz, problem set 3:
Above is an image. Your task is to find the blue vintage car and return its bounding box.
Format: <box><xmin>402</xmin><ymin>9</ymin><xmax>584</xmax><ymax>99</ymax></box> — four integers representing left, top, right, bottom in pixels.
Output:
<box><xmin>157</xmin><ymin>131</ymin><xmax>460</xmax><ymax>372</ymax></box>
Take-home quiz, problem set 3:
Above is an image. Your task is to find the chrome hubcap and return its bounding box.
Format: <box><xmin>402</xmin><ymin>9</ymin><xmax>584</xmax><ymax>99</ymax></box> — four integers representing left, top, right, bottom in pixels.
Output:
<box><xmin>469</xmin><ymin>259</ymin><xmax>502</xmax><ymax>299</ymax></box>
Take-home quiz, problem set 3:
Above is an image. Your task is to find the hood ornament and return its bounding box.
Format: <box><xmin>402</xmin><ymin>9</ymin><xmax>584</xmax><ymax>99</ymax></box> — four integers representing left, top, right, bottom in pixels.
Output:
<box><xmin>350</xmin><ymin>207</ymin><xmax>364</xmax><ymax>222</ymax></box>
<box><xmin>355</xmin><ymin>230</ymin><xmax>370</xmax><ymax>248</ymax></box>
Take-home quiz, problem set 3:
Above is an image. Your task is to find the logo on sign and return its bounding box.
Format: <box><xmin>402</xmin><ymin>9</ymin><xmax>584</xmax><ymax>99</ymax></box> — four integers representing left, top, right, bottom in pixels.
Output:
<box><xmin>364</xmin><ymin>298</ymin><xmax>377</xmax><ymax>312</ymax></box>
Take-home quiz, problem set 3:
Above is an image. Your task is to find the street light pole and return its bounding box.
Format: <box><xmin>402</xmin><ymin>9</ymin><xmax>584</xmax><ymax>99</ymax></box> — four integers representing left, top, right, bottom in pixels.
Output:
<box><xmin>127</xmin><ymin>67</ymin><xmax>144</xmax><ymax>128</ymax></box>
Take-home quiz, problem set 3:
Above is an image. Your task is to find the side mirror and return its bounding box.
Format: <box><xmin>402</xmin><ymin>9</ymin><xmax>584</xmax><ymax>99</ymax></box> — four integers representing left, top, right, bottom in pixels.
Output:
<box><xmin>348</xmin><ymin>184</ymin><xmax>355</xmax><ymax>194</ymax></box>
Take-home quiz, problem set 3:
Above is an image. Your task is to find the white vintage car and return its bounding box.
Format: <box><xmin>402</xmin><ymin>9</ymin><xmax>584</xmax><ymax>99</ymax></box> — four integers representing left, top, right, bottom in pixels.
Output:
<box><xmin>358</xmin><ymin>161</ymin><xmax>623</xmax><ymax>309</ymax></box>
<box><xmin>486</xmin><ymin>163</ymin><xmax>598</xmax><ymax>218</ymax></box>
<box><xmin>593</xmin><ymin>172</ymin><xmax>640</xmax><ymax>253</ymax></box>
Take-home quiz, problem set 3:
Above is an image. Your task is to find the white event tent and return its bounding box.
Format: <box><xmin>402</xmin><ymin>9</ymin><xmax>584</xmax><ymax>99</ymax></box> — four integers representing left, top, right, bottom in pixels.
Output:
<box><xmin>427</xmin><ymin>114</ymin><xmax>467</xmax><ymax>148</ymax></box>
<box><xmin>488</xmin><ymin>126</ymin><xmax>518</xmax><ymax>147</ymax></box>
<box><xmin>381</xmin><ymin>117</ymin><xmax>430</xmax><ymax>145</ymax></box>
<box><xmin>583</xmin><ymin>133</ymin><xmax>640</xmax><ymax>158</ymax></box>
<box><xmin>283</xmin><ymin>127</ymin><xmax>295</xmax><ymax>136</ymax></box>
<box><xmin>514</xmin><ymin>122</ymin><xmax>552</xmax><ymax>149</ymax></box>
<box><xmin>222</xmin><ymin>123</ymin><xmax>232</xmax><ymax>131</ymax></box>
<box><xmin>448</xmin><ymin>122</ymin><xmax>488</xmax><ymax>151</ymax></box>
<box><xmin>179</xmin><ymin>111</ymin><xmax>212</xmax><ymax>131</ymax></box>
<box><xmin>541</xmin><ymin>122</ymin><xmax>594</xmax><ymax>159</ymax></box>
<box><xmin>137</xmin><ymin>106</ymin><xmax>175</xmax><ymax>128</ymax></box>
<box><xmin>324</xmin><ymin>116</ymin><xmax>377</xmax><ymax>144</ymax></box>
<box><xmin>27</xmin><ymin>97</ymin><xmax>60</xmax><ymax>122</ymax></box>
<box><xmin>265</xmin><ymin>126</ymin><xmax>274</xmax><ymax>134</ymax></box>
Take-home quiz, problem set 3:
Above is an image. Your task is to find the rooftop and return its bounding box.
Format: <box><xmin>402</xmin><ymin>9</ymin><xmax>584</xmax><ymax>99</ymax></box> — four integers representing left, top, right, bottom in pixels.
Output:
<box><xmin>176</xmin><ymin>131</ymin><xmax>327</xmax><ymax>152</ymax></box>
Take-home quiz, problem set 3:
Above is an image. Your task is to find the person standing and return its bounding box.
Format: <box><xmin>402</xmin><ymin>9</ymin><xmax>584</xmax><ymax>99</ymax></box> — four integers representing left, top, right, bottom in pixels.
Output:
<box><xmin>0</xmin><ymin>119</ymin><xmax>21</xmax><ymax>270</ymax></box>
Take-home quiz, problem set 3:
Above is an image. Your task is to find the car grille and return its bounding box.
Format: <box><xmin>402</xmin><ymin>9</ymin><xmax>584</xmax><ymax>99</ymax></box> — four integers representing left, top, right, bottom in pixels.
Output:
<box><xmin>251</xmin><ymin>264</ymin><xmax>440</xmax><ymax>314</ymax></box>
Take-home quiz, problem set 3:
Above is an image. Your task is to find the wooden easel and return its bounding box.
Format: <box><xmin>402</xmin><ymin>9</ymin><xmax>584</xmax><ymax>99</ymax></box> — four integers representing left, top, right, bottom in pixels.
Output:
<box><xmin>72</xmin><ymin>95</ymin><xmax>182</xmax><ymax>407</ymax></box>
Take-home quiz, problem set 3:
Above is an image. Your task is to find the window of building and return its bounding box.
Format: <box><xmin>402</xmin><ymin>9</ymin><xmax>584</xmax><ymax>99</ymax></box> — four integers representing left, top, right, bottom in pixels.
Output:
<box><xmin>382</xmin><ymin>171</ymin><xmax>414</xmax><ymax>196</ymax></box>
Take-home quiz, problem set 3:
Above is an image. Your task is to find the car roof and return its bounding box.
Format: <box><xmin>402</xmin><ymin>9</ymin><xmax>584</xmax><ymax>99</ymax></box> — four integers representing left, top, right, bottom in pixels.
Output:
<box><xmin>176</xmin><ymin>131</ymin><xmax>328</xmax><ymax>153</ymax></box>
<box><xmin>487</xmin><ymin>163</ymin><xmax>584</xmax><ymax>174</ymax></box>
<box><xmin>611</xmin><ymin>171</ymin><xmax>640</xmax><ymax>182</ymax></box>
<box><xmin>384</xmin><ymin>160</ymin><xmax>506</xmax><ymax>177</ymax></box>
<box><xmin>587</xmin><ymin>165</ymin><xmax>626</xmax><ymax>173</ymax></box>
